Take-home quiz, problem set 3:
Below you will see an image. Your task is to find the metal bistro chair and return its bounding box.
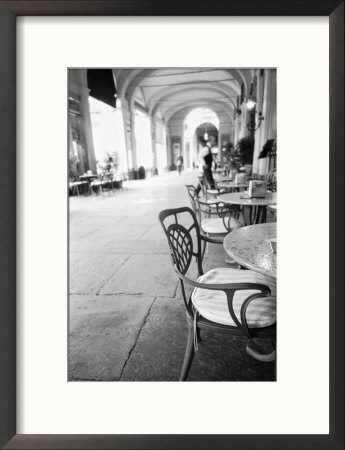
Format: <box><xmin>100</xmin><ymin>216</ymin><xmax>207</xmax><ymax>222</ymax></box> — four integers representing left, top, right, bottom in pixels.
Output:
<box><xmin>267</xmin><ymin>168</ymin><xmax>277</xmax><ymax>192</ymax></box>
<box><xmin>185</xmin><ymin>185</ymin><xmax>244</xmax><ymax>248</ymax></box>
<box><xmin>69</xmin><ymin>179</ymin><xmax>88</xmax><ymax>196</ymax></box>
<box><xmin>199</xmin><ymin>175</ymin><xmax>228</xmax><ymax>202</ymax></box>
<box><xmin>158</xmin><ymin>207</ymin><xmax>276</xmax><ymax>381</ymax></box>
<box><xmin>90</xmin><ymin>176</ymin><xmax>103</xmax><ymax>195</ymax></box>
<box><xmin>100</xmin><ymin>171</ymin><xmax>114</xmax><ymax>193</ymax></box>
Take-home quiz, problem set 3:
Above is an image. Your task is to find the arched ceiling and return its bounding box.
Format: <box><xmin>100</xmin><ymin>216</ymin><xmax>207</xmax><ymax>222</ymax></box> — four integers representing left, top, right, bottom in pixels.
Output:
<box><xmin>150</xmin><ymin>83</ymin><xmax>237</xmax><ymax>118</ymax></box>
<box><xmin>166</xmin><ymin>102</ymin><xmax>232</xmax><ymax>126</ymax></box>
<box><xmin>114</xmin><ymin>68</ymin><xmax>253</xmax><ymax>124</ymax></box>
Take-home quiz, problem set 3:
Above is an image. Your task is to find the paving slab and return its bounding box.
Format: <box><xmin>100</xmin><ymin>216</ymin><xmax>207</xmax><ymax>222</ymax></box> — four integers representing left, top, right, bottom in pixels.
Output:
<box><xmin>187</xmin><ymin>333</ymin><xmax>275</xmax><ymax>381</ymax></box>
<box><xmin>99</xmin><ymin>254</ymin><xmax>179</xmax><ymax>297</ymax></box>
<box><xmin>69</xmin><ymin>253</ymin><xmax>129</xmax><ymax>294</ymax></box>
<box><xmin>140</xmin><ymin>224</ymin><xmax>168</xmax><ymax>243</ymax></box>
<box><xmin>121</xmin><ymin>297</ymin><xmax>275</xmax><ymax>382</ymax></box>
<box><xmin>75</xmin><ymin>215</ymin><xmax>126</xmax><ymax>227</ymax></box>
<box><xmin>69</xmin><ymin>294</ymin><xmax>155</xmax><ymax>381</ymax></box>
<box><xmin>101</xmin><ymin>239</ymin><xmax>168</xmax><ymax>254</ymax></box>
<box><xmin>69</xmin><ymin>223</ymin><xmax>103</xmax><ymax>239</ymax></box>
<box><xmin>86</xmin><ymin>224</ymin><xmax>148</xmax><ymax>240</ymax></box>
<box><xmin>69</xmin><ymin>172</ymin><xmax>276</xmax><ymax>381</ymax></box>
<box><xmin>70</xmin><ymin>236</ymin><xmax>117</xmax><ymax>253</ymax></box>
<box><xmin>119</xmin><ymin>215</ymin><xmax>159</xmax><ymax>227</ymax></box>
<box><xmin>121</xmin><ymin>297</ymin><xmax>187</xmax><ymax>381</ymax></box>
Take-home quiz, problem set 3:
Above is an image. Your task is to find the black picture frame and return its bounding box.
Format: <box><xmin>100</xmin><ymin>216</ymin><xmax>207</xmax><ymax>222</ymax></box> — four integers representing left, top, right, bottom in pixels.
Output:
<box><xmin>0</xmin><ymin>1</ymin><xmax>343</xmax><ymax>449</ymax></box>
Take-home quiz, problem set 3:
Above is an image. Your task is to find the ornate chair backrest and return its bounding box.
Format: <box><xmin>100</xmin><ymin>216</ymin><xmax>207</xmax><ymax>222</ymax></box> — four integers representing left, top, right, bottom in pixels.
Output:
<box><xmin>158</xmin><ymin>207</ymin><xmax>204</xmax><ymax>281</ymax></box>
<box><xmin>185</xmin><ymin>184</ymin><xmax>244</xmax><ymax>231</ymax></box>
<box><xmin>185</xmin><ymin>185</ymin><xmax>202</xmax><ymax>225</ymax></box>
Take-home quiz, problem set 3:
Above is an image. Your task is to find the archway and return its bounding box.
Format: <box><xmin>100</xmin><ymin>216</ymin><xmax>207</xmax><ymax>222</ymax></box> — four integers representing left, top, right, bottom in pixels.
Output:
<box><xmin>183</xmin><ymin>108</ymin><xmax>219</xmax><ymax>169</ymax></box>
<box><xmin>133</xmin><ymin>108</ymin><xmax>153</xmax><ymax>171</ymax></box>
<box><xmin>196</xmin><ymin>122</ymin><xmax>219</xmax><ymax>152</ymax></box>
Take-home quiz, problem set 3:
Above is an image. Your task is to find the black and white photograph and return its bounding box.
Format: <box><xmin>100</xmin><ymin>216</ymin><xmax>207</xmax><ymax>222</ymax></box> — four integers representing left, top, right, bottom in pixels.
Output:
<box><xmin>68</xmin><ymin>68</ymin><xmax>277</xmax><ymax>382</ymax></box>
<box><xmin>1</xmin><ymin>0</ymin><xmax>343</xmax><ymax>444</ymax></box>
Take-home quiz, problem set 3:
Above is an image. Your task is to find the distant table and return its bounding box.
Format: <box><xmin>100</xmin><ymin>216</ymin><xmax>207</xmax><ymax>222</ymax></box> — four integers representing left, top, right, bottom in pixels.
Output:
<box><xmin>215</xmin><ymin>167</ymin><xmax>229</xmax><ymax>176</ymax></box>
<box><xmin>223</xmin><ymin>223</ymin><xmax>277</xmax><ymax>278</ymax></box>
<box><xmin>217</xmin><ymin>181</ymin><xmax>249</xmax><ymax>191</ymax></box>
<box><xmin>219</xmin><ymin>191</ymin><xmax>277</xmax><ymax>224</ymax></box>
<box><xmin>79</xmin><ymin>174</ymin><xmax>99</xmax><ymax>194</ymax></box>
<box><xmin>214</xmin><ymin>175</ymin><xmax>233</xmax><ymax>182</ymax></box>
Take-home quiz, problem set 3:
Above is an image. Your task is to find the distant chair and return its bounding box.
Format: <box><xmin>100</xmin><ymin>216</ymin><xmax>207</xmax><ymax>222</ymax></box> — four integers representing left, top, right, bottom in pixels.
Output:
<box><xmin>158</xmin><ymin>207</ymin><xmax>276</xmax><ymax>381</ymax></box>
<box><xmin>267</xmin><ymin>168</ymin><xmax>277</xmax><ymax>192</ymax></box>
<box><xmin>198</xmin><ymin>175</ymin><xmax>228</xmax><ymax>202</ymax></box>
<box><xmin>90</xmin><ymin>177</ymin><xmax>103</xmax><ymax>195</ymax></box>
<box><xmin>69</xmin><ymin>177</ymin><xmax>88</xmax><ymax>196</ymax></box>
<box><xmin>186</xmin><ymin>185</ymin><xmax>244</xmax><ymax>237</ymax></box>
<box><xmin>120</xmin><ymin>172</ymin><xmax>130</xmax><ymax>189</ymax></box>
<box><xmin>100</xmin><ymin>172</ymin><xmax>114</xmax><ymax>193</ymax></box>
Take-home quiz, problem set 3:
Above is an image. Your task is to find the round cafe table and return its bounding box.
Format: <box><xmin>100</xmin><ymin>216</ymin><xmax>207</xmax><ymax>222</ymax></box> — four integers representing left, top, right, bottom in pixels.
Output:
<box><xmin>79</xmin><ymin>174</ymin><xmax>99</xmax><ymax>194</ymax></box>
<box><xmin>219</xmin><ymin>191</ymin><xmax>277</xmax><ymax>224</ymax></box>
<box><xmin>223</xmin><ymin>222</ymin><xmax>277</xmax><ymax>279</ymax></box>
<box><xmin>217</xmin><ymin>181</ymin><xmax>249</xmax><ymax>191</ymax></box>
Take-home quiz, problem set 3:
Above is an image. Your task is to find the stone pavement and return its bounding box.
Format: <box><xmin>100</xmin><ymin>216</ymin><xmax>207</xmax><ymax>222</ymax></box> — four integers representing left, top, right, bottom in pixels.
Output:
<box><xmin>69</xmin><ymin>171</ymin><xmax>275</xmax><ymax>381</ymax></box>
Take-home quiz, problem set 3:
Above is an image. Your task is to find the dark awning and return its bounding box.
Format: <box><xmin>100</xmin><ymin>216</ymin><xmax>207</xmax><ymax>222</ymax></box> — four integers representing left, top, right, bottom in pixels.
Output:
<box><xmin>87</xmin><ymin>69</ymin><xmax>117</xmax><ymax>108</ymax></box>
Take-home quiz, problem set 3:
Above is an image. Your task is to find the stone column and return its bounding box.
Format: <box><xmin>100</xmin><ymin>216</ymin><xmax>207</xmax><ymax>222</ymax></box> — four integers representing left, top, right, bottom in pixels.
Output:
<box><xmin>151</xmin><ymin>117</ymin><xmax>157</xmax><ymax>173</ymax></box>
<box><xmin>252</xmin><ymin>70</ymin><xmax>265</xmax><ymax>175</ymax></box>
<box><xmin>78</xmin><ymin>70</ymin><xmax>97</xmax><ymax>173</ymax></box>
<box><xmin>233</xmin><ymin>115</ymin><xmax>240</xmax><ymax>145</ymax></box>
<box><xmin>184</xmin><ymin>136</ymin><xmax>194</xmax><ymax>169</ymax></box>
<box><xmin>68</xmin><ymin>121</ymin><xmax>74</xmax><ymax>155</ymax></box>
<box><xmin>219</xmin><ymin>123</ymin><xmax>232</xmax><ymax>162</ymax></box>
<box><xmin>113</xmin><ymin>98</ymin><xmax>128</xmax><ymax>174</ymax></box>
<box><xmin>253</xmin><ymin>69</ymin><xmax>277</xmax><ymax>176</ymax></box>
<box><xmin>129</xmin><ymin>104</ymin><xmax>138</xmax><ymax>171</ymax></box>
<box><xmin>121</xmin><ymin>102</ymin><xmax>133</xmax><ymax>171</ymax></box>
<box><xmin>166</xmin><ymin>132</ymin><xmax>172</xmax><ymax>168</ymax></box>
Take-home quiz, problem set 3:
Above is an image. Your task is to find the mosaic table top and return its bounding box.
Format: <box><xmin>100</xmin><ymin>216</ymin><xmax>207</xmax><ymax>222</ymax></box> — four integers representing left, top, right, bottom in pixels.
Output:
<box><xmin>223</xmin><ymin>222</ymin><xmax>277</xmax><ymax>278</ymax></box>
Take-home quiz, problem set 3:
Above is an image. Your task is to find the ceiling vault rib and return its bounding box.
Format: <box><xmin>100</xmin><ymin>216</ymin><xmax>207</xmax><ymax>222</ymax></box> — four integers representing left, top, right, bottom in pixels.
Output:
<box><xmin>119</xmin><ymin>68</ymin><xmax>255</xmax><ymax>126</ymax></box>
<box><xmin>141</xmin><ymin>78</ymin><xmax>235</xmax><ymax>88</ymax></box>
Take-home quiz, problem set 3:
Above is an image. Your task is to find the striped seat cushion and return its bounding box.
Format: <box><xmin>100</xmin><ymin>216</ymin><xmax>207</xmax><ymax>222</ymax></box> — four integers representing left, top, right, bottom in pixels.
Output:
<box><xmin>201</xmin><ymin>217</ymin><xmax>243</xmax><ymax>234</ymax></box>
<box><xmin>204</xmin><ymin>198</ymin><xmax>223</xmax><ymax>204</ymax></box>
<box><xmin>207</xmin><ymin>188</ymin><xmax>226</xmax><ymax>195</ymax></box>
<box><xmin>191</xmin><ymin>268</ymin><xmax>276</xmax><ymax>328</ymax></box>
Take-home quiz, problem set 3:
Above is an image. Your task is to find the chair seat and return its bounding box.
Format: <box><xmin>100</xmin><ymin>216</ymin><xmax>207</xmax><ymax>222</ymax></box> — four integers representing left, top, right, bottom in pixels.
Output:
<box><xmin>192</xmin><ymin>267</ymin><xmax>276</xmax><ymax>328</ymax></box>
<box><xmin>207</xmin><ymin>188</ymin><xmax>225</xmax><ymax>195</ymax></box>
<box><xmin>69</xmin><ymin>181</ymin><xmax>86</xmax><ymax>187</ymax></box>
<box><xmin>201</xmin><ymin>217</ymin><xmax>243</xmax><ymax>234</ymax></box>
<box><xmin>202</xmin><ymin>198</ymin><xmax>223</xmax><ymax>204</ymax></box>
<box><xmin>91</xmin><ymin>180</ymin><xmax>102</xmax><ymax>186</ymax></box>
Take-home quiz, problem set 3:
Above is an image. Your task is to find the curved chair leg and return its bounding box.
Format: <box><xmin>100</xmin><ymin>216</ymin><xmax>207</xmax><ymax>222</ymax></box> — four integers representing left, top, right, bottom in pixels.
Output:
<box><xmin>179</xmin><ymin>325</ymin><xmax>195</xmax><ymax>381</ymax></box>
<box><xmin>246</xmin><ymin>343</ymin><xmax>276</xmax><ymax>362</ymax></box>
<box><xmin>205</xmin><ymin>233</ymin><xmax>209</xmax><ymax>256</ymax></box>
<box><xmin>201</xmin><ymin>238</ymin><xmax>207</xmax><ymax>260</ymax></box>
<box><xmin>196</xmin><ymin>327</ymin><xmax>202</xmax><ymax>342</ymax></box>
<box><xmin>271</xmin><ymin>337</ymin><xmax>276</xmax><ymax>350</ymax></box>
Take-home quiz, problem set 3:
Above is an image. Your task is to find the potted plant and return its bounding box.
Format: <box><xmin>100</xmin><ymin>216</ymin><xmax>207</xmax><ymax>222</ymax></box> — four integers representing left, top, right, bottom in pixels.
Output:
<box><xmin>236</xmin><ymin>136</ymin><xmax>254</xmax><ymax>174</ymax></box>
<box><xmin>69</xmin><ymin>153</ymin><xmax>80</xmax><ymax>181</ymax></box>
<box><xmin>101</xmin><ymin>151</ymin><xmax>119</xmax><ymax>172</ymax></box>
<box><xmin>258</xmin><ymin>139</ymin><xmax>276</xmax><ymax>159</ymax></box>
